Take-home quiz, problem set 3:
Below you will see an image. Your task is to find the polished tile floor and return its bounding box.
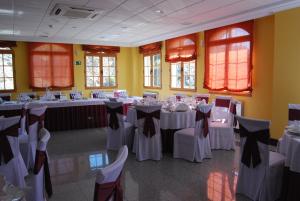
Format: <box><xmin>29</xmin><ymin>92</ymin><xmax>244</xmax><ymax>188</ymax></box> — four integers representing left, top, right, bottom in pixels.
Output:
<box><xmin>48</xmin><ymin>128</ymin><xmax>252</xmax><ymax>201</ymax></box>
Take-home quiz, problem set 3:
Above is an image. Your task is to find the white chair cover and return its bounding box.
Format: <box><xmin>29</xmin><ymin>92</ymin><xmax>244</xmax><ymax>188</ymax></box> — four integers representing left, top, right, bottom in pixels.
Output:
<box><xmin>105</xmin><ymin>102</ymin><xmax>133</xmax><ymax>150</ymax></box>
<box><xmin>23</xmin><ymin>105</ymin><xmax>47</xmax><ymax>169</ymax></box>
<box><xmin>0</xmin><ymin>116</ymin><xmax>28</xmax><ymax>188</ymax></box>
<box><xmin>236</xmin><ymin>116</ymin><xmax>285</xmax><ymax>201</ymax></box>
<box><xmin>143</xmin><ymin>92</ymin><xmax>158</xmax><ymax>99</ymax></box>
<box><xmin>288</xmin><ymin>104</ymin><xmax>300</xmax><ymax>125</ymax></box>
<box><xmin>94</xmin><ymin>146</ymin><xmax>128</xmax><ymax>201</ymax></box>
<box><xmin>211</xmin><ymin>95</ymin><xmax>232</xmax><ymax>122</ymax></box>
<box><xmin>26</xmin><ymin>128</ymin><xmax>51</xmax><ymax>201</ymax></box>
<box><xmin>194</xmin><ymin>94</ymin><xmax>210</xmax><ymax>103</ymax></box>
<box><xmin>173</xmin><ymin>104</ymin><xmax>213</xmax><ymax>162</ymax></box>
<box><xmin>209</xmin><ymin>99</ymin><xmax>236</xmax><ymax>150</ymax></box>
<box><xmin>133</xmin><ymin>105</ymin><xmax>162</xmax><ymax>161</ymax></box>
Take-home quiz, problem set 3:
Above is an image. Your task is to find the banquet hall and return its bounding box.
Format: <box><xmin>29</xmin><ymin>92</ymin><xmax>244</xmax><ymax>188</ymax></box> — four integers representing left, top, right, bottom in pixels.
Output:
<box><xmin>0</xmin><ymin>0</ymin><xmax>300</xmax><ymax>201</ymax></box>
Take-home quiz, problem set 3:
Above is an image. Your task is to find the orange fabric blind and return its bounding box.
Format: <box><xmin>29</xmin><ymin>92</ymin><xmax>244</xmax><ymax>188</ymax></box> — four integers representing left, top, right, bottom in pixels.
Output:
<box><xmin>139</xmin><ymin>42</ymin><xmax>162</xmax><ymax>54</ymax></box>
<box><xmin>82</xmin><ymin>45</ymin><xmax>120</xmax><ymax>54</ymax></box>
<box><xmin>28</xmin><ymin>43</ymin><xmax>74</xmax><ymax>89</ymax></box>
<box><xmin>204</xmin><ymin>21</ymin><xmax>253</xmax><ymax>92</ymax></box>
<box><xmin>165</xmin><ymin>33</ymin><xmax>198</xmax><ymax>62</ymax></box>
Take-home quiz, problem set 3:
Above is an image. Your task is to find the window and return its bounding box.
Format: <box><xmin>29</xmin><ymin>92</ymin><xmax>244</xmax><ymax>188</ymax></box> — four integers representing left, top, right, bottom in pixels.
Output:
<box><xmin>143</xmin><ymin>53</ymin><xmax>161</xmax><ymax>88</ymax></box>
<box><xmin>0</xmin><ymin>47</ymin><xmax>15</xmax><ymax>91</ymax></box>
<box><xmin>204</xmin><ymin>21</ymin><xmax>253</xmax><ymax>93</ymax></box>
<box><xmin>170</xmin><ymin>60</ymin><xmax>196</xmax><ymax>90</ymax></box>
<box><xmin>85</xmin><ymin>54</ymin><xmax>117</xmax><ymax>88</ymax></box>
<box><xmin>28</xmin><ymin>43</ymin><xmax>74</xmax><ymax>89</ymax></box>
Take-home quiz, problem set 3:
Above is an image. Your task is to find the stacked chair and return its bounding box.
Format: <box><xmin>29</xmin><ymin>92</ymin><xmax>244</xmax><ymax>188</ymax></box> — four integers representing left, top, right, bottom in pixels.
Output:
<box><xmin>236</xmin><ymin>116</ymin><xmax>285</xmax><ymax>201</ymax></box>
<box><xmin>105</xmin><ymin>102</ymin><xmax>134</xmax><ymax>150</ymax></box>
<box><xmin>173</xmin><ymin>104</ymin><xmax>213</xmax><ymax>162</ymax></box>
<box><xmin>133</xmin><ymin>105</ymin><xmax>162</xmax><ymax>161</ymax></box>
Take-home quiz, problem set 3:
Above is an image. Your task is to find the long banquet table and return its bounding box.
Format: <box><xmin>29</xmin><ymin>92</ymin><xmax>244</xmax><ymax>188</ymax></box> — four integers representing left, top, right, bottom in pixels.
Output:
<box><xmin>0</xmin><ymin>98</ymin><xmax>138</xmax><ymax>132</ymax></box>
<box><xmin>127</xmin><ymin>107</ymin><xmax>196</xmax><ymax>153</ymax></box>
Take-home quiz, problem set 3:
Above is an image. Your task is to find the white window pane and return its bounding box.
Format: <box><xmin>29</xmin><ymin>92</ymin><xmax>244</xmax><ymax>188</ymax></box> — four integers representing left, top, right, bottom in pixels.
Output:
<box><xmin>0</xmin><ymin>78</ymin><xmax>4</xmax><ymax>89</ymax></box>
<box><xmin>0</xmin><ymin>67</ymin><xmax>3</xmax><ymax>77</ymax></box>
<box><xmin>108</xmin><ymin>57</ymin><xmax>115</xmax><ymax>67</ymax></box>
<box><xmin>93</xmin><ymin>56</ymin><xmax>100</xmax><ymax>66</ymax></box>
<box><xmin>103</xmin><ymin>77</ymin><xmax>110</xmax><ymax>86</ymax></box>
<box><xmin>144</xmin><ymin>67</ymin><xmax>151</xmax><ymax>76</ymax></box>
<box><xmin>153</xmin><ymin>67</ymin><xmax>160</xmax><ymax>87</ymax></box>
<box><xmin>153</xmin><ymin>54</ymin><xmax>160</xmax><ymax>66</ymax></box>
<box><xmin>94</xmin><ymin>77</ymin><xmax>100</xmax><ymax>87</ymax></box>
<box><xmin>144</xmin><ymin>56</ymin><xmax>150</xmax><ymax>66</ymax></box>
<box><xmin>110</xmin><ymin>68</ymin><xmax>115</xmax><ymax>76</ymax></box>
<box><xmin>0</xmin><ymin>54</ymin><xmax>3</xmax><ymax>66</ymax></box>
<box><xmin>144</xmin><ymin>77</ymin><xmax>150</xmax><ymax>86</ymax></box>
<box><xmin>93</xmin><ymin>67</ymin><xmax>100</xmax><ymax>76</ymax></box>
<box><xmin>87</xmin><ymin>77</ymin><xmax>94</xmax><ymax>87</ymax></box>
<box><xmin>5</xmin><ymin>77</ymin><xmax>13</xmax><ymax>90</ymax></box>
<box><xmin>103</xmin><ymin>57</ymin><xmax>109</xmax><ymax>66</ymax></box>
<box><xmin>86</xmin><ymin>67</ymin><xmax>93</xmax><ymax>76</ymax></box>
<box><xmin>110</xmin><ymin>77</ymin><xmax>116</xmax><ymax>86</ymax></box>
<box><xmin>3</xmin><ymin>54</ymin><xmax>12</xmax><ymax>66</ymax></box>
<box><xmin>86</xmin><ymin>56</ymin><xmax>93</xmax><ymax>66</ymax></box>
<box><xmin>4</xmin><ymin>66</ymin><xmax>13</xmax><ymax>77</ymax></box>
<box><xmin>103</xmin><ymin>67</ymin><xmax>109</xmax><ymax>76</ymax></box>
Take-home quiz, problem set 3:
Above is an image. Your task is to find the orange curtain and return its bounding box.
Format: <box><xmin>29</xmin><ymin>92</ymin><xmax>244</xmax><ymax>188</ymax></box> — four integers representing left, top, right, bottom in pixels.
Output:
<box><xmin>204</xmin><ymin>21</ymin><xmax>253</xmax><ymax>92</ymax></box>
<box><xmin>165</xmin><ymin>33</ymin><xmax>198</xmax><ymax>62</ymax></box>
<box><xmin>82</xmin><ymin>45</ymin><xmax>120</xmax><ymax>54</ymax></box>
<box><xmin>139</xmin><ymin>42</ymin><xmax>162</xmax><ymax>54</ymax></box>
<box><xmin>28</xmin><ymin>43</ymin><xmax>74</xmax><ymax>89</ymax></box>
<box><xmin>0</xmin><ymin>41</ymin><xmax>17</xmax><ymax>47</ymax></box>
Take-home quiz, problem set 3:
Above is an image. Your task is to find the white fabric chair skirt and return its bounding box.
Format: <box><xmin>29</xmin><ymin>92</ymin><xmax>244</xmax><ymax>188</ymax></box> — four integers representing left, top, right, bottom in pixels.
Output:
<box><xmin>209</xmin><ymin>122</ymin><xmax>235</xmax><ymax>150</ymax></box>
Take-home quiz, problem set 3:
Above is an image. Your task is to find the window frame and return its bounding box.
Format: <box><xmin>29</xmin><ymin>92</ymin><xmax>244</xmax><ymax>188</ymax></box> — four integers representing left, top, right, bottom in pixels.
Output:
<box><xmin>84</xmin><ymin>53</ymin><xmax>118</xmax><ymax>89</ymax></box>
<box><xmin>0</xmin><ymin>48</ymin><xmax>16</xmax><ymax>92</ymax></box>
<box><xmin>169</xmin><ymin>60</ymin><xmax>197</xmax><ymax>92</ymax></box>
<box><xmin>204</xmin><ymin>21</ymin><xmax>253</xmax><ymax>94</ymax></box>
<box><xmin>143</xmin><ymin>52</ymin><xmax>162</xmax><ymax>89</ymax></box>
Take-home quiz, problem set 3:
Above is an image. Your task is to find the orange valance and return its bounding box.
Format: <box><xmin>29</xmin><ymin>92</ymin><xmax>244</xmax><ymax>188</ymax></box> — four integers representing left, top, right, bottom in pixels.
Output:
<box><xmin>165</xmin><ymin>33</ymin><xmax>198</xmax><ymax>62</ymax></box>
<box><xmin>139</xmin><ymin>42</ymin><xmax>162</xmax><ymax>54</ymax></box>
<box><xmin>0</xmin><ymin>41</ymin><xmax>17</xmax><ymax>48</ymax></box>
<box><xmin>82</xmin><ymin>45</ymin><xmax>120</xmax><ymax>54</ymax></box>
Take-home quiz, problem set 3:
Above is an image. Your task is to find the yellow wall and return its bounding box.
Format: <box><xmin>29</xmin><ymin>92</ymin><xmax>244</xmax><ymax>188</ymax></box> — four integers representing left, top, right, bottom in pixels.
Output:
<box><xmin>10</xmin><ymin>9</ymin><xmax>300</xmax><ymax>140</ymax></box>
<box><xmin>11</xmin><ymin>43</ymin><xmax>134</xmax><ymax>99</ymax></box>
<box><xmin>271</xmin><ymin>7</ymin><xmax>300</xmax><ymax>139</ymax></box>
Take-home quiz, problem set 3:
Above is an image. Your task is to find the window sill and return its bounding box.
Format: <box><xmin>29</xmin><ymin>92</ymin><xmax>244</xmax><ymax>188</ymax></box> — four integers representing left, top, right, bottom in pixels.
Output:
<box><xmin>170</xmin><ymin>87</ymin><xmax>197</xmax><ymax>92</ymax></box>
<box><xmin>209</xmin><ymin>90</ymin><xmax>252</xmax><ymax>97</ymax></box>
<box><xmin>143</xmin><ymin>86</ymin><xmax>162</xmax><ymax>90</ymax></box>
<box><xmin>85</xmin><ymin>86</ymin><xmax>118</xmax><ymax>90</ymax></box>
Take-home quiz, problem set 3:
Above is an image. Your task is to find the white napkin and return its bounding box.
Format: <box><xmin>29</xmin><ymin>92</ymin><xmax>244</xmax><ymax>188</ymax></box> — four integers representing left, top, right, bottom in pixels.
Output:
<box><xmin>175</xmin><ymin>103</ymin><xmax>189</xmax><ymax>112</ymax></box>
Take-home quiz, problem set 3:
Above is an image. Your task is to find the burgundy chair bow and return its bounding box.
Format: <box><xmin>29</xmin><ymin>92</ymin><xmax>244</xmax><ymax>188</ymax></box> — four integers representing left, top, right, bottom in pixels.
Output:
<box><xmin>176</xmin><ymin>96</ymin><xmax>181</xmax><ymax>101</ymax></box>
<box><xmin>196</xmin><ymin>97</ymin><xmax>209</xmax><ymax>103</ymax></box>
<box><xmin>195</xmin><ymin>110</ymin><xmax>211</xmax><ymax>137</ymax></box>
<box><xmin>239</xmin><ymin>125</ymin><xmax>269</xmax><ymax>168</ymax></box>
<box><xmin>26</xmin><ymin>113</ymin><xmax>45</xmax><ymax>133</ymax></box>
<box><xmin>230</xmin><ymin>103</ymin><xmax>237</xmax><ymax>127</ymax></box>
<box><xmin>215</xmin><ymin>99</ymin><xmax>231</xmax><ymax>108</ymax></box>
<box><xmin>0</xmin><ymin>122</ymin><xmax>19</xmax><ymax>165</ymax></box>
<box><xmin>137</xmin><ymin>110</ymin><xmax>160</xmax><ymax>138</ymax></box>
<box><xmin>33</xmin><ymin>150</ymin><xmax>53</xmax><ymax>198</ymax></box>
<box><xmin>288</xmin><ymin>109</ymin><xmax>300</xmax><ymax>121</ymax></box>
<box><xmin>106</xmin><ymin>106</ymin><xmax>123</xmax><ymax>130</ymax></box>
<box><xmin>93</xmin><ymin>172</ymin><xmax>123</xmax><ymax>201</ymax></box>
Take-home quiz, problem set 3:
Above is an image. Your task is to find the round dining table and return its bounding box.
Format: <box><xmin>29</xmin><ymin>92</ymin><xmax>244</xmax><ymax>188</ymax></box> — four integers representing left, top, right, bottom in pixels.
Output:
<box><xmin>127</xmin><ymin>107</ymin><xmax>196</xmax><ymax>153</ymax></box>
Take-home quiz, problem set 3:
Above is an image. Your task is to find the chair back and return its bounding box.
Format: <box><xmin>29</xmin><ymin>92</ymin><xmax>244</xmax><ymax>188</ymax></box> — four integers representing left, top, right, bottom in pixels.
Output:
<box><xmin>27</xmin><ymin>105</ymin><xmax>47</xmax><ymax>142</ymax></box>
<box><xmin>136</xmin><ymin>105</ymin><xmax>161</xmax><ymax>138</ymax></box>
<box><xmin>143</xmin><ymin>92</ymin><xmax>158</xmax><ymax>100</ymax></box>
<box><xmin>94</xmin><ymin>146</ymin><xmax>128</xmax><ymax>201</ymax></box>
<box><xmin>175</xmin><ymin>93</ymin><xmax>186</xmax><ymax>101</ymax></box>
<box><xmin>105</xmin><ymin>102</ymin><xmax>124</xmax><ymax>130</ymax></box>
<box><xmin>113</xmin><ymin>90</ymin><xmax>128</xmax><ymax>98</ymax></box>
<box><xmin>194</xmin><ymin>94</ymin><xmax>210</xmax><ymax>103</ymax></box>
<box><xmin>20</xmin><ymin>92</ymin><xmax>36</xmax><ymax>99</ymax></box>
<box><xmin>195</xmin><ymin>104</ymin><xmax>213</xmax><ymax>138</ymax></box>
<box><xmin>0</xmin><ymin>93</ymin><xmax>11</xmax><ymax>101</ymax></box>
<box><xmin>69</xmin><ymin>91</ymin><xmax>82</xmax><ymax>100</ymax></box>
<box><xmin>288</xmin><ymin>104</ymin><xmax>300</xmax><ymax>125</ymax></box>
<box><xmin>212</xmin><ymin>96</ymin><xmax>232</xmax><ymax>122</ymax></box>
<box><xmin>236</xmin><ymin>116</ymin><xmax>270</xmax><ymax>168</ymax></box>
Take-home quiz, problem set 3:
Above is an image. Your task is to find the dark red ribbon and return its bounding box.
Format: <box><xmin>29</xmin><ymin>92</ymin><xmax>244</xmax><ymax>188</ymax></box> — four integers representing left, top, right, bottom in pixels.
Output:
<box><xmin>33</xmin><ymin>150</ymin><xmax>53</xmax><ymax>198</ymax></box>
<box><xmin>26</xmin><ymin>113</ymin><xmax>45</xmax><ymax>133</ymax></box>
<box><xmin>0</xmin><ymin>122</ymin><xmax>19</xmax><ymax>165</ymax></box>
<box><xmin>195</xmin><ymin>110</ymin><xmax>211</xmax><ymax>137</ymax></box>
<box><xmin>289</xmin><ymin>109</ymin><xmax>300</xmax><ymax>121</ymax></box>
<box><xmin>176</xmin><ymin>96</ymin><xmax>182</xmax><ymax>101</ymax></box>
<box><xmin>230</xmin><ymin>103</ymin><xmax>237</xmax><ymax>127</ymax></box>
<box><xmin>106</xmin><ymin>106</ymin><xmax>123</xmax><ymax>130</ymax></box>
<box><xmin>215</xmin><ymin>99</ymin><xmax>231</xmax><ymax>108</ymax></box>
<box><xmin>137</xmin><ymin>110</ymin><xmax>161</xmax><ymax>138</ymax></box>
<box><xmin>195</xmin><ymin>96</ymin><xmax>209</xmax><ymax>103</ymax></box>
<box><xmin>239</xmin><ymin>125</ymin><xmax>269</xmax><ymax>168</ymax></box>
<box><xmin>93</xmin><ymin>172</ymin><xmax>123</xmax><ymax>201</ymax></box>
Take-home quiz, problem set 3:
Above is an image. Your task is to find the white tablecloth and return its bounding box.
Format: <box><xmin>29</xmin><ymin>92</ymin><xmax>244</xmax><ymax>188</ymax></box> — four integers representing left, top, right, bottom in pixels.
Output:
<box><xmin>0</xmin><ymin>97</ymin><xmax>140</xmax><ymax>110</ymax></box>
<box><xmin>279</xmin><ymin>130</ymin><xmax>300</xmax><ymax>173</ymax></box>
<box><xmin>127</xmin><ymin>108</ymin><xmax>196</xmax><ymax>130</ymax></box>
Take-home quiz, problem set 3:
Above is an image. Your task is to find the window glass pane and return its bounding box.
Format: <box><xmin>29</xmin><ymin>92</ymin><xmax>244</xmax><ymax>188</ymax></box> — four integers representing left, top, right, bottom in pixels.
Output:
<box><xmin>103</xmin><ymin>77</ymin><xmax>110</xmax><ymax>87</ymax></box>
<box><xmin>153</xmin><ymin>67</ymin><xmax>160</xmax><ymax>87</ymax></box>
<box><xmin>144</xmin><ymin>56</ymin><xmax>151</xmax><ymax>66</ymax></box>
<box><xmin>109</xmin><ymin>68</ymin><xmax>115</xmax><ymax>76</ymax></box>
<box><xmin>93</xmin><ymin>67</ymin><xmax>100</xmax><ymax>76</ymax></box>
<box><xmin>0</xmin><ymin>54</ymin><xmax>2</xmax><ymax>66</ymax></box>
<box><xmin>108</xmin><ymin>57</ymin><xmax>115</xmax><ymax>67</ymax></box>
<box><xmin>0</xmin><ymin>78</ymin><xmax>4</xmax><ymax>90</ymax></box>
<box><xmin>103</xmin><ymin>57</ymin><xmax>109</xmax><ymax>66</ymax></box>
<box><xmin>92</xmin><ymin>56</ymin><xmax>99</xmax><ymax>66</ymax></box>
<box><xmin>153</xmin><ymin>54</ymin><xmax>160</xmax><ymax>66</ymax></box>
<box><xmin>86</xmin><ymin>67</ymin><xmax>93</xmax><ymax>76</ymax></box>
<box><xmin>144</xmin><ymin>67</ymin><xmax>151</xmax><ymax>77</ymax></box>
<box><xmin>3</xmin><ymin>54</ymin><xmax>12</xmax><ymax>66</ymax></box>
<box><xmin>5</xmin><ymin>78</ymin><xmax>13</xmax><ymax>90</ymax></box>
<box><xmin>86</xmin><ymin>77</ymin><xmax>94</xmax><ymax>87</ymax></box>
<box><xmin>4</xmin><ymin>66</ymin><xmax>13</xmax><ymax>77</ymax></box>
<box><xmin>110</xmin><ymin>77</ymin><xmax>116</xmax><ymax>86</ymax></box>
<box><xmin>86</xmin><ymin>56</ymin><xmax>93</xmax><ymax>66</ymax></box>
<box><xmin>94</xmin><ymin>77</ymin><xmax>100</xmax><ymax>87</ymax></box>
<box><xmin>144</xmin><ymin>77</ymin><xmax>151</xmax><ymax>86</ymax></box>
<box><xmin>171</xmin><ymin>62</ymin><xmax>181</xmax><ymax>88</ymax></box>
<box><xmin>0</xmin><ymin>52</ymin><xmax>14</xmax><ymax>90</ymax></box>
<box><xmin>103</xmin><ymin>67</ymin><xmax>109</xmax><ymax>76</ymax></box>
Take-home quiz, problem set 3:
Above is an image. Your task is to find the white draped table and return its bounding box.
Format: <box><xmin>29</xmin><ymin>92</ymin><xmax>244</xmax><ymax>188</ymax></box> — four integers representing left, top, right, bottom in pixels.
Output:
<box><xmin>278</xmin><ymin>130</ymin><xmax>300</xmax><ymax>201</ymax></box>
<box><xmin>127</xmin><ymin>108</ymin><xmax>196</xmax><ymax>152</ymax></box>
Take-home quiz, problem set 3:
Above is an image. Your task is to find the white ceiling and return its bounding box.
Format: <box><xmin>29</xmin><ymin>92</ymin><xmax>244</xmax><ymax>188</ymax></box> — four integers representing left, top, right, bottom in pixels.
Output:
<box><xmin>0</xmin><ymin>0</ymin><xmax>300</xmax><ymax>47</ymax></box>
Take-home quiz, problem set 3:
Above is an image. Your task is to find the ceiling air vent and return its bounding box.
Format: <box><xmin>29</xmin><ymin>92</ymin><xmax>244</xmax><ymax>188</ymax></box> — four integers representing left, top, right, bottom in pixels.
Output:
<box><xmin>50</xmin><ymin>4</ymin><xmax>102</xmax><ymax>20</ymax></box>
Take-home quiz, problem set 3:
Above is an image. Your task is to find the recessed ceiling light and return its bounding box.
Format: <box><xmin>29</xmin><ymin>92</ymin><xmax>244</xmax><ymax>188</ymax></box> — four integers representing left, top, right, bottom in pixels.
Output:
<box><xmin>154</xmin><ymin>9</ymin><xmax>163</xmax><ymax>14</ymax></box>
